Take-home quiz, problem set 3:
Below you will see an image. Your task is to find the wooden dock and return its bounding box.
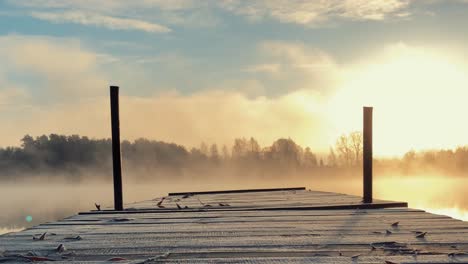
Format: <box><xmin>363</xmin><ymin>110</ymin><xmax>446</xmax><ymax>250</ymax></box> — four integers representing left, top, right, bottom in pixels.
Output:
<box><xmin>1</xmin><ymin>187</ymin><xmax>467</xmax><ymax>263</ymax></box>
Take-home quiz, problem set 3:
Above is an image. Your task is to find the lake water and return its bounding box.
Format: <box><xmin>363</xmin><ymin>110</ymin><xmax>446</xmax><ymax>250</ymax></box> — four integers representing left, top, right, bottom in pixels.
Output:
<box><xmin>1</xmin><ymin>175</ymin><xmax>466</xmax><ymax>235</ymax></box>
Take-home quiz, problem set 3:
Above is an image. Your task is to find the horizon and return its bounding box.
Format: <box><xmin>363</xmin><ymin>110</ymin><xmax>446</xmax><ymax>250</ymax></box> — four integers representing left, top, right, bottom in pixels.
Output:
<box><xmin>5</xmin><ymin>132</ymin><xmax>468</xmax><ymax>159</ymax></box>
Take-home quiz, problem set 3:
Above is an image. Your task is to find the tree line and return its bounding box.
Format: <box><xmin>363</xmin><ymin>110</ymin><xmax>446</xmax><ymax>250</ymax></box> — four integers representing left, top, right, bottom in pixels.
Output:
<box><xmin>0</xmin><ymin>133</ymin><xmax>466</xmax><ymax>180</ymax></box>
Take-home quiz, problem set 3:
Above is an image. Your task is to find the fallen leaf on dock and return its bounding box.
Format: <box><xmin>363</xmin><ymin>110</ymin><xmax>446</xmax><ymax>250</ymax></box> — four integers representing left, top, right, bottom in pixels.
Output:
<box><xmin>109</xmin><ymin>218</ymin><xmax>134</xmax><ymax>222</ymax></box>
<box><xmin>196</xmin><ymin>197</ymin><xmax>205</xmax><ymax>206</ymax></box>
<box><xmin>63</xmin><ymin>235</ymin><xmax>82</xmax><ymax>241</ymax></box>
<box><xmin>56</xmin><ymin>244</ymin><xmax>66</xmax><ymax>253</ymax></box>
<box><xmin>107</xmin><ymin>257</ymin><xmax>127</xmax><ymax>261</ymax></box>
<box><xmin>416</xmin><ymin>232</ymin><xmax>427</xmax><ymax>238</ymax></box>
<box><xmin>391</xmin><ymin>221</ymin><xmax>399</xmax><ymax>227</ymax></box>
<box><xmin>157</xmin><ymin>197</ymin><xmax>165</xmax><ymax>206</ymax></box>
<box><xmin>33</xmin><ymin>232</ymin><xmax>47</xmax><ymax>241</ymax></box>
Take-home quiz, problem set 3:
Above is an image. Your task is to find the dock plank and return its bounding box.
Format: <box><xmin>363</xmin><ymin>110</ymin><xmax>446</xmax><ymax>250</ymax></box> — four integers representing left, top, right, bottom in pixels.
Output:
<box><xmin>1</xmin><ymin>188</ymin><xmax>466</xmax><ymax>263</ymax></box>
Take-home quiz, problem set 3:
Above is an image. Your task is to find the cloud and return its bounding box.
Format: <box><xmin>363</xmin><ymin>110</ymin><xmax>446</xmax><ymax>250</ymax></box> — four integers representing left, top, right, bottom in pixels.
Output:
<box><xmin>0</xmin><ymin>88</ymin><xmax>29</xmax><ymax>110</ymax></box>
<box><xmin>219</xmin><ymin>0</ymin><xmax>411</xmax><ymax>26</ymax></box>
<box><xmin>8</xmin><ymin>0</ymin><xmax>196</xmax><ymax>11</ymax></box>
<box><xmin>0</xmin><ymin>90</ymin><xmax>329</xmax><ymax>151</ymax></box>
<box><xmin>0</xmin><ymin>35</ymin><xmax>108</xmax><ymax>98</ymax></box>
<box><xmin>0</xmin><ymin>34</ymin><xmax>330</xmax><ymax>150</ymax></box>
<box><xmin>243</xmin><ymin>63</ymin><xmax>281</xmax><ymax>74</ymax></box>
<box><xmin>260</xmin><ymin>41</ymin><xmax>336</xmax><ymax>70</ymax></box>
<box><xmin>3</xmin><ymin>33</ymin><xmax>468</xmax><ymax>158</ymax></box>
<box><xmin>245</xmin><ymin>41</ymin><xmax>341</xmax><ymax>94</ymax></box>
<box><xmin>8</xmin><ymin>0</ymin><xmax>209</xmax><ymax>29</ymax></box>
<box><xmin>31</xmin><ymin>11</ymin><xmax>171</xmax><ymax>33</ymax></box>
<box><xmin>0</xmin><ymin>36</ymin><xmax>332</xmax><ymax>149</ymax></box>
<box><xmin>8</xmin><ymin>0</ymin><xmax>414</xmax><ymax>29</ymax></box>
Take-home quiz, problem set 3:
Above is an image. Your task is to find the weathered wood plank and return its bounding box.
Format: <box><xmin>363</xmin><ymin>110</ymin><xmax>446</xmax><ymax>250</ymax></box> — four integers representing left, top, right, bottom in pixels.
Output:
<box><xmin>1</xmin><ymin>188</ymin><xmax>466</xmax><ymax>263</ymax></box>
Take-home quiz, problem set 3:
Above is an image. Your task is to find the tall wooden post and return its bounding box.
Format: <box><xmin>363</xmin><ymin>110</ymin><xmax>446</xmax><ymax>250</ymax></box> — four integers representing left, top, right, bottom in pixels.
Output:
<box><xmin>110</xmin><ymin>86</ymin><xmax>123</xmax><ymax>211</ymax></box>
<box><xmin>363</xmin><ymin>107</ymin><xmax>373</xmax><ymax>203</ymax></box>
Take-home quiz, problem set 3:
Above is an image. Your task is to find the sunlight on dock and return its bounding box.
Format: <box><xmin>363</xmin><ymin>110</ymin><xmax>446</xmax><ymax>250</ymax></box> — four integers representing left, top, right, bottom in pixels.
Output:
<box><xmin>1</xmin><ymin>188</ymin><xmax>466</xmax><ymax>263</ymax></box>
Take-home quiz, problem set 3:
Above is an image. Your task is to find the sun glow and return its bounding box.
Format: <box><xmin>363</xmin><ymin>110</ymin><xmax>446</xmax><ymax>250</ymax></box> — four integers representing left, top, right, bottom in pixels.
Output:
<box><xmin>327</xmin><ymin>44</ymin><xmax>468</xmax><ymax>156</ymax></box>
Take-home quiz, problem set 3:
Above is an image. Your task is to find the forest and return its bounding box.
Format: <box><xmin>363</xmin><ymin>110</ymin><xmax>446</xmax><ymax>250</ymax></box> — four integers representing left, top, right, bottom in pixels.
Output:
<box><xmin>0</xmin><ymin>133</ymin><xmax>467</xmax><ymax>181</ymax></box>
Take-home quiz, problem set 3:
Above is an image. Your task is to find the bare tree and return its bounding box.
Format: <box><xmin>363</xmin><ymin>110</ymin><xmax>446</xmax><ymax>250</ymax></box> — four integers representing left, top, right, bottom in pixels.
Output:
<box><xmin>221</xmin><ymin>145</ymin><xmax>230</xmax><ymax>161</ymax></box>
<box><xmin>350</xmin><ymin>131</ymin><xmax>363</xmax><ymax>166</ymax></box>
<box><xmin>200</xmin><ymin>142</ymin><xmax>209</xmax><ymax>157</ymax></box>
<box><xmin>333</xmin><ymin>131</ymin><xmax>363</xmax><ymax>166</ymax></box>
<box><xmin>327</xmin><ymin>147</ymin><xmax>337</xmax><ymax>167</ymax></box>
<box><xmin>248</xmin><ymin>137</ymin><xmax>261</xmax><ymax>160</ymax></box>
<box><xmin>210</xmin><ymin>144</ymin><xmax>220</xmax><ymax>163</ymax></box>
<box><xmin>303</xmin><ymin>147</ymin><xmax>318</xmax><ymax>167</ymax></box>
<box><xmin>335</xmin><ymin>134</ymin><xmax>352</xmax><ymax>166</ymax></box>
<box><xmin>232</xmin><ymin>138</ymin><xmax>248</xmax><ymax>159</ymax></box>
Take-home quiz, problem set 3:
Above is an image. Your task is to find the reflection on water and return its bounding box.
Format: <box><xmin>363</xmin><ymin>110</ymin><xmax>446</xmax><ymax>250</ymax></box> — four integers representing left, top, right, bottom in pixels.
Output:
<box><xmin>0</xmin><ymin>227</ymin><xmax>23</xmax><ymax>235</ymax></box>
<box><xmin>309</xmin><ymin>174</ymin><xmax>468</xmax><ymax>221</ymax></box>
<box><xmin>424</xmin><ymin>207</ymin><xmax>468</xmax><ymax>221</ymax></box>
<box><xmin>0</xmin><ymin>175</ymin><xmax>466</xmax><ymax>235</ymax></box>
<box><xmin>375</xmin><ymin>175</ymin><xmax>468</xmax><ymax>221</ymax></box>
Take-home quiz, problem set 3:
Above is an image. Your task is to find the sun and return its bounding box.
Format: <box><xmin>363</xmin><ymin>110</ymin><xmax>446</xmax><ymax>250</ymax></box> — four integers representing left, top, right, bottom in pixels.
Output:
<box><xmin>327</xmin><ymin>44</ymin><xmax>468</xmax><ymax>157</ymax></box>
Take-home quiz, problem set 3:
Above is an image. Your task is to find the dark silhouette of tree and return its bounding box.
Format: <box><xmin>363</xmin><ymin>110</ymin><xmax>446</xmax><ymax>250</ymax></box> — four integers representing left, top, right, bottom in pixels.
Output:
<box><xmin>327</xmin><ymin>147</ymin><xmax>337</xmax><ymax>167</ymax></box>
<box><xmin>210</xmin><ymin>144</ymin><xmax>220</xmax><ymax>163</ymax></box>
<box><xmin>1</xmin><ymin>133</ymin><xmax>467</xmax><ymax>181</ymax></box>
<box><xmin>221</xmin><ymin>145</ymin><xmax>230</xmax><ymax>161</ymax></box>
<box><xmin>332</xmin><ymin>131</ymin><xmax>363</xmax><ymax>167</ymax></box>
<box><xmin>303</xmin><ymin>147</ymin><xmax>318</xmax><ymax>167</ymax></box>
<box><xmin>350</xmin><ymin>132</ymin><xmax>363</xmax><ymax>165</ymax></box>
<box><xmin>335</xmin><ymin>134</ymin><xmax>352</xmax><ymax>166</ymax></box>
<box><xmin>265</xmin><ymin>138</ymin><xmax>302</xmax><ymax>168</ymax></box>
<box><xmin>232</xmin><ymin>138</ymin><xmax>248</xmax><ymax>159</ymax></box>
<box><xmin>200</xmin><ymin>142</ymin><xmax>209</xmax><ymax>156</ymax></box>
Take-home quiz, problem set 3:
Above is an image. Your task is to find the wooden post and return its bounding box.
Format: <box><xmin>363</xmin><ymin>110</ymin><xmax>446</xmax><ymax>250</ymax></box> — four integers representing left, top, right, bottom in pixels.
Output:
<box><xmin>110</xmin><ymin>86</ymin><xmax>123</xmax><ymax>211</ymax></box>
<box><xmin>363</xmin><ymin>107</ymin><xmax>373</xmax><ymax>203</ymax></box>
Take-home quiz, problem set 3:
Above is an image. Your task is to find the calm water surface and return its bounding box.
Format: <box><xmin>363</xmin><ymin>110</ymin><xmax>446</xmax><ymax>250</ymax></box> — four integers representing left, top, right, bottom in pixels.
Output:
<box><xmin>1</xmin><ymin>175</ymin><xmax>466</xmax><ymax>235</ymax></box>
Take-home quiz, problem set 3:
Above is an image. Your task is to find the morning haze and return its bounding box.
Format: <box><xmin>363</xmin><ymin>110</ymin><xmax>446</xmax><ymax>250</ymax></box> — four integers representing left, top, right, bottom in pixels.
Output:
<box><xmin>0</xmin><ymin>0</ymin><xmax>467</xmax><ymax>239</ymax></box>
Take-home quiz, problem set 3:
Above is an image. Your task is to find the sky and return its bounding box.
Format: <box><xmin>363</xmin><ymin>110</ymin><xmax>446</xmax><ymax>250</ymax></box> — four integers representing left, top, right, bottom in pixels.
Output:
<box><xmin>1</xmin><ymin>0</ymin><xmax>468</xmax><ymax>156</ymax></box>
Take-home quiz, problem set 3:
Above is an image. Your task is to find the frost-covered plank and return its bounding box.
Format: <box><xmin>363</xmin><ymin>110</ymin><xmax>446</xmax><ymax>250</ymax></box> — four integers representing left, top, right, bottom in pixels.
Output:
<box><xmin>1</xmin><ymin>189</ymin><xmax>466</xmax><ymax>263</ymax></box>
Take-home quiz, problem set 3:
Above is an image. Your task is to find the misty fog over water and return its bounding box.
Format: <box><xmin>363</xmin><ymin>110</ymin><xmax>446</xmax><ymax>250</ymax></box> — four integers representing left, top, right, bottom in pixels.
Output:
<box><xmin>1</xmin><ymin>174</ymin><xmax>467</xmax><ymax>235</ymax></box>
<box><xmin>1</xmin><ymin>134</ymin><xmax>467</xmax><ymax>235</ymax></box>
